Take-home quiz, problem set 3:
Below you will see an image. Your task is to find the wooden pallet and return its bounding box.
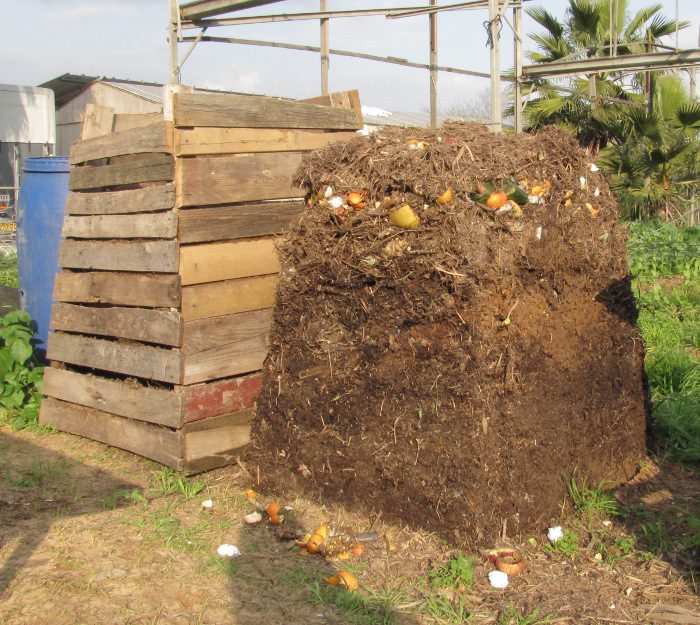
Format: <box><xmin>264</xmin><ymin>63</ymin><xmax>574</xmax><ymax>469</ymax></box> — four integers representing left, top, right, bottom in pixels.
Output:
<box><xmin>39</xmin><ymin>90</ymin><xmax>362</xmax><ymax>473</ymax></box>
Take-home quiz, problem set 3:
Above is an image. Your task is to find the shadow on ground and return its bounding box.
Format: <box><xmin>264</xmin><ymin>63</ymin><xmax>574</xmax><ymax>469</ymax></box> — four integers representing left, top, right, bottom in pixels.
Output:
<box><xmin>0</xmin><ymin>431</ymin><xmax>138</xmax><ymax>596</ymax></box>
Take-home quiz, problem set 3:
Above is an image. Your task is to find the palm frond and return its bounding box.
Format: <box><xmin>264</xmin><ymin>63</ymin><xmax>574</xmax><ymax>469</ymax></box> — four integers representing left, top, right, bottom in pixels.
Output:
<box><xmin>624</xmin><ymin>4</ymin><xmax>662</xmax><ymax>39</ymax></box>
<box><xmin>673</xmin><ymin>102</ymin><xmax>700</xmax><ymax>131</ymax></box>
<box><xmin>526</xmin><ymin>6</ymin><xmax>565</xmax><ymax>39</ymax></box>
<box><xmin>647</xmin><ymin>15</ymin><xmax>689</xmax><ymax>39</ymax></box>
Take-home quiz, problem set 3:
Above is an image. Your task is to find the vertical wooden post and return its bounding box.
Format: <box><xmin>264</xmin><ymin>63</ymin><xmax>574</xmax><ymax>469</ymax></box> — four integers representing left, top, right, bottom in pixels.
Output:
<box><xmin>169</xmin><ymin>0</ymin><xmax>180</xmax><ymax>84</ymax></box>
<box><xmin>320</xmin><ymin>0</ymin><xmax>329</xmax><ymax>95</ymax></box>
<box><xmin>513</xmin><ymin>5</ymin><xmax>523</xmax><ymax>133</ymax></box>
<box><xmin>488</xmin><ymin>0</ymin><xmax>502</xmax><ymax>133</ymax></box>
<box><xmin>429</xmin><ymin>0</ymin><xmax>437</xmax><ymax>129</ymax></box>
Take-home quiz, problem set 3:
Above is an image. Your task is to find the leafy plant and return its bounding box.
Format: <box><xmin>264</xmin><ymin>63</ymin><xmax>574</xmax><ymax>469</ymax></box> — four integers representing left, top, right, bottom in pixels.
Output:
<box><xmin>0</xmin><ymin>310</ymin><xmax>45</xmax><ymax>430</ymax></box>
<box><xmin>0</xmin><ymin>252</ymin><xmax>17</xmax><ymax>288</ymax></box>
<box><xmin>428</xmin><ymin>555</ymin><xmax>475</xmax><ymax>589</ymax></box>
<box><xmin>151</xmin><ymin>467</ymin><xmax>204</xmax><ymax>499</ymax></box>
<box><xmin>544</xmin><ymin>530</ymin><xmax>580</xmax><ymax>559</ymax></box>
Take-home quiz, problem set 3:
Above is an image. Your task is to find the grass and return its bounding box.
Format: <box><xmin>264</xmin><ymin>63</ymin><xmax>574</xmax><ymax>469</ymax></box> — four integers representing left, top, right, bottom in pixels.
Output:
<box><xmin>544</xmin><ymin>530</ymin><xmax>580</xmax><ymax>560</ymax></box>
<box><xmin>627</xmin><ymin>220</ymin><xmax>700</xmax><ymax>464</ymax></box>
<box><xmin>567</xmin><ymin>472</ymin><xmax>620</xmax><ymax>521</ymax></box>
<box><xmin>0</xmin><ymin>252</ymin><xmax>17</xmax><ymax>288</ymax></box>
<box><xmin>150</xmin><ymin>467</ymin><xmax>205</xmax><ymax>499</ymax></box>
<box><xmin>423</xmin><ymin>595</ymin><xmax>471</xmax><ymax>624</ymax></box>
<box><xmin>498</xmin><ymin>607</ymin><xmax>551</xmax><ymax>625</ymax></box>
<box><xmin>7</xmin><ymin>459</ymin><xmax>61</xmax><ymax>487</ymax></box>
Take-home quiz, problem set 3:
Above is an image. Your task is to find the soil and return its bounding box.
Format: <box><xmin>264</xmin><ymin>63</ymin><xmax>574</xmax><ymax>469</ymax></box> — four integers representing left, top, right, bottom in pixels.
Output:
<box><xmin>250</xmin><ymin>123</ymin><xmax>648</xmax><ymax>546</ymax></box>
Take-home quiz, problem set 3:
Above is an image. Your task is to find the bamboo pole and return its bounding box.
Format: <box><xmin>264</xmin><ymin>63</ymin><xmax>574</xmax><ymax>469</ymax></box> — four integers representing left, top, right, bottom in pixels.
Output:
<box><xmin>488</xmin><ymin>0</ymin><xmax>502</xmax><ymax>132</ymax></box>
<box><xmin>430</xmin><ymin>0</ymin><xmax>438</xmax><ymax>129</ymax></box>
<box><xmin>320</xmin><ymin>0</ymin><xmax>329</xmax><ymax>94</ymax></box>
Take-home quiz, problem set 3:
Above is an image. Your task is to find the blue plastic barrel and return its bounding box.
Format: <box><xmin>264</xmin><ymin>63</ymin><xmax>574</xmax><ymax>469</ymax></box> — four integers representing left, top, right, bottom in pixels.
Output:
<box><xmin>17</xmin><ymin>156</ymin><xmax>70</xmax><ymax>359</ymax></box>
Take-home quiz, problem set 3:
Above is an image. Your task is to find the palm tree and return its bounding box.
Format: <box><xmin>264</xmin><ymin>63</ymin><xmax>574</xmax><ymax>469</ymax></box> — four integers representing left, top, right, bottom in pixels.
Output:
<box><xmin>522</xmin><ymin>0</ymin><xmax>688</xmax><ymax>146</ymax></box>
<box><xmin>597</xmin><ymin>75</ymin><xmax>700</xmax><ymax>220</ymax></box>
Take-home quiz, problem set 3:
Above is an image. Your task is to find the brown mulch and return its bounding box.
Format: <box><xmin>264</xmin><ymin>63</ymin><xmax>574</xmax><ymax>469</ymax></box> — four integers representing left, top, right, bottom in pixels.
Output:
<box><xmin>249</xmin><ymin>123</ymin><xmax>647</xmax><ymax>547</ymax></box>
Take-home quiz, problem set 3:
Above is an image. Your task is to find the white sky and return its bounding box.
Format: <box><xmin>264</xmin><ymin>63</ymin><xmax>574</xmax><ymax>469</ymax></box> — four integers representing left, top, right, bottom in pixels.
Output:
<box><xmin>3</xmin><ymin>0</ymin><xmax>699</xmax><ymax>112</ymax></box>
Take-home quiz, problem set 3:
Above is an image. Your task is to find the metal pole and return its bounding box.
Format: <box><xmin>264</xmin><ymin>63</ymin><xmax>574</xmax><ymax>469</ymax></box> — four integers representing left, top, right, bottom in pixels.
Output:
<box><xmin>429</xmin><ymin>0</ymin><xmax>437</xmax><ymax>129</ymax></box>
<box><xmin>514</xmin><ymin>5</ymin><xmax>522</xmax><ymax>132</ymax></box>
<box><xmin>320</xmin><ymin>0</ymin><xmax>329</xmax><ymax>94</ymax></box>
<box><xmin>168</xmin><ymin>0</ymin><xmax>180</xmax><ymax>83</ymax></box>
<box><xmin>488</xmin><ymin>0</ymin><xmax>502</xmax><ymax>133</ymax></box>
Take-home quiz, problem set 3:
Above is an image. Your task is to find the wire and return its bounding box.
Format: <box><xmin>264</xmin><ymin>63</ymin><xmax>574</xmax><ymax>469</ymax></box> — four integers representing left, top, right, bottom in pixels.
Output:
<box><xmin>483</xmin><ymin>15</ymin><xmax>503</xmax><ymax>48</ymax></box>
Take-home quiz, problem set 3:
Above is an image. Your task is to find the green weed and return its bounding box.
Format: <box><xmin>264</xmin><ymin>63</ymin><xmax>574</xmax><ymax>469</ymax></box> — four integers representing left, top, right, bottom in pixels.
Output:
<box><xmin>568</xmin><ymin>473</ymin><xmax>620</xmax><ymax>520</ymax></box>
<box><xmin>544</xmin><ymin>531</ymin><xmax>580</xmax><ymax>560</ymax></box>
<box><xmin>8</xmin><ymin>460</ymin><xmax>58</xmax><ymax>487</ymax></box>
<box><xmin>498</xmin><ymin>606</ymin><xmax>551</xmax><ymax>625</ymax></box>
<box><xmin>306</xmin><ymin>580</ymin><xmax>399</xmax><ymax>625</ymax></box>
<box><xmin>592</xmin><ymin>534</ymin><xmax>636</xmax><ymax>564</ymax></box>
<box><xmin>151</xmin><ymin>467</ymin><xmax>204</xmax><ymax>499</ymax></box>
<box><xmin>428</xmin><ymin>555</ymin><xmax>475</xmax><ymax>590</ymax></box>
<box><xmin>423</xmin><ymin>595</ymin><xmax>471</xmax><ymax>624</ymax></box>
<box><xmin>0</xmin><ymin>252</ymin><xmax>17</xmax><ymax>288</ymax></box>
<box><xmin>639</xmin><ymin>519</ymin><xmax>674</xmax><ymax>555</ymax></box>
<box><xmin>102</xmin><ymin>487</ymin><xmax>148</xmax><ymax>509</ymax></box>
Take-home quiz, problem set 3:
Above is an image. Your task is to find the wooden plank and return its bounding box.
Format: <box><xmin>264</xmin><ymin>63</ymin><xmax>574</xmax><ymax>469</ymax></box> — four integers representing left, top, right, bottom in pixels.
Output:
<box><xmin>175</xmin><ymin>127</ymin><xmax>357</xmax><ymax>156</ymax></box>
<box><xmin>54</xmin><ymin>271</ymin><xmax>181</xmax><ymax>308</ymax></box>
<box><xmin>182</xmin><ymin>409</ymin><xmax>253</xmax><ymax>474</ymax></box>
<box><xmin>70</xmin><ymin>121</ymin><xmax>173</xmax><ymax>164</ymax></box>
<box><xmin>182</xmin><ymin>276</ymin><xmax>277</xmax><ymax>321</ymax></box>
<box><xmin>183</xmin><ymin>372</ymin><xmax>262</xmax><ymax>423</ymax></box>
<box><xmin>113</xmin><ymin>113</ymin><xmax>163</xmax><ymax>133</ymax></box>
<box><xmin>48</xmin><ymin>332</ymin><xmax>183</xmax><ymax>384</ymax></box>
<box><xmin>66</xmin><ymin>183</ymin><xmax>175</xmax><ymax>215</ymax></box>
<box><xmin>39</xmin><ymin>397</ymin><xmax>183</xmax><ymax>470</ymax></box>
<box><xmin>81</xmin><ymin>103</ymin><xmax>115</xmax><ymax>140</ymax></box>
<box><xmin>179</xmin><ymin>238</ymin><xmax>279</xmax><ymax>285</ymax></box>
<box><xmin>59</xmin><ymin>240</ymin><xmax>179</xmax><ymax>273</ymax></box>
<box><xmin>173</xmin><ymin>92</ymin><xmax>363</xmax><ymax>130</ymax></box>
<box><xmin>43</xmin><ymin>367</ymin><xmax>184</xmax><ymax>428</ymax></box>
<box><xmin>51</xmin><ymin>303</ymin><xmax>183</xmax><ymax>346</ymax></box>
<box><xmin>179</xmin><ymin>200</ymin><xmax>302</xmax><ymax>243</ymax></box>
<box><xmin>301</xmin><ymin>89</ymin><xmax>362</xmax><ymax>113</ymax></box>
<box><xmin>63</xmin><ymin>213</ymin><xmax>178</xmax><ymax>239</ymax></box>
<box><xmin>70</xmin><ymin>153</ymin><xmax>173</xmax><ymax>191</ymax></box>
<box><xmin>182</xmin><ymin>309</ymin><xmax>272</xmax><ymax>384</ymax></box>
<box><xmin>178</xmin><ymin>152</ymin><xmax>303</xmax><ymax>206</ymax></box>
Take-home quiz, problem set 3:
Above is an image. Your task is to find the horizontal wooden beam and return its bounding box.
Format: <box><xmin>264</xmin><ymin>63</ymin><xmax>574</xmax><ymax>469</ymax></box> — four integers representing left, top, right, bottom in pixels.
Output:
<box><xmin>66</xmin><ymin>183</ymin><xmax>175</xmax><ymax>215</ymax></box>
<box><xmin>59</xmin><ymin>240</ymin><xmax>179</xmax><ymax>273</ymax></box>
<box><xmin>179</xmin><ymin>238</ymin><xmax>279</xmax><ymax>285</ymax></box>
<box><xmin>182</xmin><ymin>275</ymin><xmax>277</xmax><ymax>321</ymax></box>
<box><xmin>173</xmin><ymin>92</ymin><xmax>363</xmax><ymax>129</ymax></box>
<box><xmin>53</xmin><ymin>271</ymin><xmax>181</xmax><ymax>308</ymax></box>
<box><xmin>62</xmin><ymin>213</ymin><xmax>178</xmax><ymax>239</ymax></box>
<box><xmin>70</xmin><ymin>154</ymin><xmax>174</xmax><ymax>191</ymax></box>
<box><xmin>70</xmin><ymin>122</ymin><xmax>172</xmax><ymax>165</ymax></box>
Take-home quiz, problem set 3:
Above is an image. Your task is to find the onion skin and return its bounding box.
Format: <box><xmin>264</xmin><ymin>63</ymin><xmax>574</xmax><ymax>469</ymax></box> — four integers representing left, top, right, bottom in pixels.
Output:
<box><xmin>486</xmin><ymin>191</ymin><xmax>508</xmax><ymax>209</ymax></box>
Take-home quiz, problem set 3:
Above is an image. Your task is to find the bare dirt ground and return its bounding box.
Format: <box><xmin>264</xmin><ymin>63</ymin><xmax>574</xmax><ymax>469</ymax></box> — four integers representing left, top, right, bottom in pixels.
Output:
<box><xmin>0</xmin><ymin>425</ymin><xmax>698</xmax><ymax>625</ymax></box>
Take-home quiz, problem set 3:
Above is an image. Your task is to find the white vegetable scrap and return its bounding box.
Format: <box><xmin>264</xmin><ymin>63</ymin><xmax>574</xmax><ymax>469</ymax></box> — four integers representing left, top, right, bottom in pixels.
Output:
<box><xmin>594</xmin><ymin>187</ymin><xmax>601</xmax><ymax>197</ymax></box>
<box><xmin>528</xmin><ymin>195</ymin><xmax>542</xmax><ymax>205</ymax></box>
<box><xmin>244</xmin><ymin>512</ymin><xmax>263</xmax><ymax>525</ymax></box>
<box><xmin>535</xmin><ymin>226</ymin><xmax>543</xmax><ymax>240</ymax></box>
<box><xmin>328</xmin><ymin>196</ymin><xmax>344</xmax><ymax>209</ymax></box>
<box><xmin>590</xmin><ymin>163</ymin><xmax>600</xmax><ymax>172</ymax></box>
<box><xmin>488</xmin><ymin>570</ymin><xmax>509</xmax><ymax>589</ymax></box>
<box><xmin>579</xmin><ymin>176</ymin><xmax>587</xmax><ymax>189</ymax></box>
<box><xmin>201</xmin><ymin>499</ymin><xmax>214</xmax><ymax>510</ymax></box>
<box><xmin>217</xmin><ymin>544</ymin><xmax>241</xmax><ymax>557</ymax></box>
<box><xmin>323</xmin><ymin>186</ymin><xmax>334</xmax><ymax>198</ymax></box>
<box><xmin>547</xmin><ymin>526</ymin><xmax>564</xmax><ymax>543</ymax></box>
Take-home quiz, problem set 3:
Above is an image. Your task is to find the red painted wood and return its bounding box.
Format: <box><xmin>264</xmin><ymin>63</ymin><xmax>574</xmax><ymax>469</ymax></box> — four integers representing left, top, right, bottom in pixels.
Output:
<box><xmin>184</xmin><ymin>372</ymin><xmax>263</xmax><ymax>423</ymax></box>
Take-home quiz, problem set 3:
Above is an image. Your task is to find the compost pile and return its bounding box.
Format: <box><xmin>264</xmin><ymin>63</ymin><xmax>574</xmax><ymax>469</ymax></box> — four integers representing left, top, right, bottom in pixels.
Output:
<box><xmin>250</xmin><ymin>123</ymin><xmax>647</xmax><ymax>545</ymax></box>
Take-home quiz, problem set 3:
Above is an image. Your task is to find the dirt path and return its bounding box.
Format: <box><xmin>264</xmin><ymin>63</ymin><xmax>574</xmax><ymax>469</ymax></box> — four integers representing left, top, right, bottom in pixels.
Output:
<box><xmin>0</xmin><ymin>425</ymin><xmax>698</xmax><ymax>625</ymax></box>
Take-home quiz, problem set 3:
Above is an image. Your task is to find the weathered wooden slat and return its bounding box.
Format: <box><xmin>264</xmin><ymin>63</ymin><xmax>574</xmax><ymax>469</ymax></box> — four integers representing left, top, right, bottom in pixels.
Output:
<box><xmin>175</xmin><ymin>127</ymin><xmax>357</xmax><ymax>156</ymax></box>
<box><xmin>70</xmin><ymin>153</ymin><xmax>174</xmax><ymax>191</ymax></box>
<box><xmin>70</xmin><ymin>122</ymin><xmax>173</xmax><ymax>164</ymax></box>
<box><xmin>178</xmin><ymin>152</ymin><xmax>303</xmax><ymax>207</ymax></box>
<box><xmin>54</xmin><ymin>271</ymin><xmax>181</xmax><ymax>308</ymax></box>
<box><xmin>179</xmin><ymin>238</ymin><xmax>279</xmax><ymax>285</ymax></box>
<box><xmin>81</xmin><ymin>104</ymin><xmax>115</xmax><ymax>140</ymax></box>
<box><xmin>59</xmin><ymin>240</ymin><xmax>179</xmax><ymax>273</ymax></box>
<box><xmin>39</xmin><ymin>397</ymin><xmax>183</xmax><ymax>470</ymax></box>
<box><xmin>179</xmin><ymin>200</ymin><xmax>302</xmax><ymax>243</ymax></box>
<box><xmin>174</xmin><ymin>92</ymin><xmax>363</xmax><ymax>130</ymax></box>
<box><xmin>51</xmin><ymin>303</ymin><xmax>183</xmax><ymax>346</ymax></box>
<box><xmin>62</xmin><ymin>212</ymin><xmax>178</xmax><ymax>239</ymax></box>
<box><xmin>113</xmin><ymin>112</ymin><xmax>164</xmax><ymax>133</ymax></box>
<box><xmin>182</xmin><ymin>309</ymin><xmax>272</xmax><ymax>384</ymax></box>
<box><xmin>183</xmin><ymin>410</ymin><xmax>253</xmax><ymax>474</ymax></box>
<box><xmin>183</xmin><ymin>372</ymin><xmax>262</xmax><ymax>423</ymax></box>
<box><xmin>48</xmin><ymin>332</ymin><xmax>183</xmax><ymax>384</ymax></box>
<box><xmin>66</xmin><ymin>183</ymin><xmax>175</xmax><ymax>215</ymax></box>
<box><xmin>182</xmin><ymin>276</ymin><xmax>277</xmax><ymax>321</ymax></box>
<box><xmin>300</xmin><ymin>89</ymin><xmax>362</xmax><ymax>113</ymax></box>
<box><xmin>43</xmin><ymin>367</ymin><xmax>184</xmax><ymax>428</ymax></box>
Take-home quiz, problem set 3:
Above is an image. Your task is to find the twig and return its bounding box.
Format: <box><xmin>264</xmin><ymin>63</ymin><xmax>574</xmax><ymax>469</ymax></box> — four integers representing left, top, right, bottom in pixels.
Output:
<box><xmin>435</xmin><ymin>264</ymin><xmax>468</xmax><ymax>278</ymax></box>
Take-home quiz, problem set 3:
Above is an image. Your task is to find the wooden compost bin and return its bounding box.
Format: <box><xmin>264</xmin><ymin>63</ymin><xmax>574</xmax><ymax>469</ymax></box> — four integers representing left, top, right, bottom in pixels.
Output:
<box><xmin>39</xmin><ymin>90</ymin><xmax>362</xmax><ymax>473</ymax></box>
